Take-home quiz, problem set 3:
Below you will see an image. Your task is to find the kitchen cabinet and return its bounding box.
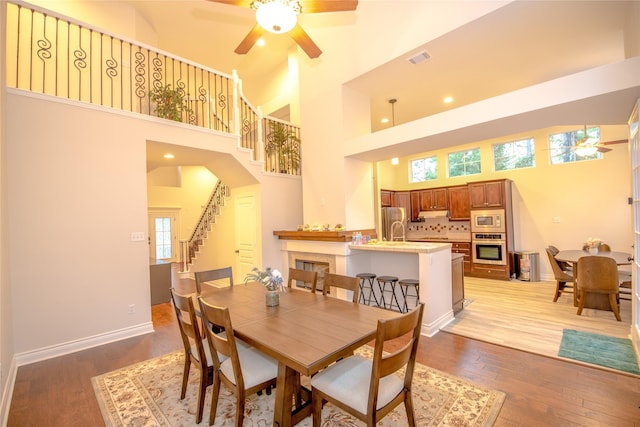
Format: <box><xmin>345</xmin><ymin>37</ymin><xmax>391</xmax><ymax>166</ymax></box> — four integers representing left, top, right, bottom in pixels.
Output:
<box><xmin>470</xmin><ymin>263</ymin><xmax>511</xmax><ymax>280</ymax></box>
<box><xmin>451</xmin><ymin>241</ymin><xmax>471</xmax><ymax>274</ymax></box>
<box><xmin>381</xmin><ymin>190</ymin><xmax>393</xmax><ymax>207</ymax></box>
<box><xmin>410</xmin><ymin>191</ymin><xmax>420</xmax><ymax>222</ymax></box>
<box><xmin>469</xmin><ymin>180</ymin><xmax>506</xmax><ymax>208</ymax></box>
<box><xmin>419</xmin><ymin>188</ymin><xmax>447</xmax><ymax>211</ymax></box>
<box><xmin>452</xmin><ymin>253</ymin><xmax>465</xmax><ymax>314</ymax></box>
<box><xmin>447</xmin><ymin>186</ymin><xmax>470</xmax><ymax>220</ymax></box>
<box><xmin>394</xmin><ymin>191</ymin><xmax>411</xmax><ymax>219</ymax></box>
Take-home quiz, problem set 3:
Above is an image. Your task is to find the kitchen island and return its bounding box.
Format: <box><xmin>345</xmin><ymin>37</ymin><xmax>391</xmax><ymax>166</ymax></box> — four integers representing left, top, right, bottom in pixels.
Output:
<box><xmin>348</xmin><ymin>241</ymin><xmax>453</xmax><ymax>336</ymax></box>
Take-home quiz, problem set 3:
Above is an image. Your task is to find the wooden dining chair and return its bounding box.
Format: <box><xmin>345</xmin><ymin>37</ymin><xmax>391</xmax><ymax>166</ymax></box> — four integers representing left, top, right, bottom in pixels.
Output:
<box><xmin>323</xmin><ymin>273</ymin><xmax>359</xmax><ymax>303</ymax></box>
<box><xmin>311</xmin><ymin>303</ymin><xmax>425</xmax><ymax>427</ymax></box>
<box><xmin>197</xmin><ymin>297</ymin><xmax>278</xmax><ymax>426</ymax></box>
<box><xmin>576</xmin><ymin>256</ymin><xmax>621</xmax><ymax>321</ymax></box>
<box><xmin>545</xmin><ymin>247</ymin><xmax>575</xmax><ymax>302</ymax></box>
<box><xmin>287</xmin><ymin>267</ymin><xmax>319</xmax><ymax>292</ymax></box>
<box><xmin>194</xmin><ymin>266</ymin><xmax>233</xmax><ymax>294</ymax></box>
<box><xmin>170</xmin><ymin>288</ymin><xmax>212</xmax><ymax>424</ymax></box>
<box><xmin>548</xmin><ymin>245</ymin><xmax>572</xmax><ymax>272</ymax></box>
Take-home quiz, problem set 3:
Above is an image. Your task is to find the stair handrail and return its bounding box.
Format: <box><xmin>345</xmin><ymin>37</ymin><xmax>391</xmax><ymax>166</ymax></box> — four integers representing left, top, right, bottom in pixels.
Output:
<box><xmin>186</xmin><ymin>181</ymin><xmax>230</xmax><ymax>264</ymax></box>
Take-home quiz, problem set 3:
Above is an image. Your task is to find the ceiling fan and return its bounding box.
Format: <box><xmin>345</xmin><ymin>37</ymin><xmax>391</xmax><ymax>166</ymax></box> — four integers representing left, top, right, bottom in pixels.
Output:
<box><xmin>207</xmin><ymin>0</ymin><xmax>358</xmax><ymax>59</ymax></box>
<box><xmin>572</xmin><ymin>125</ymin><xmax>627</xmax><ymax>155</ymax></box>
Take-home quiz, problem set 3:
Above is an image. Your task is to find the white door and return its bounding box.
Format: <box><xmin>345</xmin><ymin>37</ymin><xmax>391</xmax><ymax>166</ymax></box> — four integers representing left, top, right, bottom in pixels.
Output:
<box><xmin>148</xmin><ymin>208</ymin><xmax>180</xmax><ymax>262</ymax></box>
<box><xmin>235</xmin><ymin>195</ymin><xmax>258</xmax><ymax>278</ymax></box>
<box><xmin>629</xmin><ymin>100</ymin><xmax>639</xmax><ymax>347</ymax></box>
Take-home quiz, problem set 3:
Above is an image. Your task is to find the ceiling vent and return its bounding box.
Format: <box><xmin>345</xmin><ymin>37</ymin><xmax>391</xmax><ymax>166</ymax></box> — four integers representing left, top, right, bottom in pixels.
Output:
<box><xmin>407</xmin><ymin>50</ymin><xmax>431</xmax><ymax>65</ymax></box>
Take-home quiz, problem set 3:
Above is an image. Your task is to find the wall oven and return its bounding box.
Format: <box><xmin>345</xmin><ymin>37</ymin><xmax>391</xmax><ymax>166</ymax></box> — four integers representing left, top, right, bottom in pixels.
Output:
<box><xmin>471</xmin><ymin>232</ymin><xmax>507</xmax><ymax>265</ymax></box>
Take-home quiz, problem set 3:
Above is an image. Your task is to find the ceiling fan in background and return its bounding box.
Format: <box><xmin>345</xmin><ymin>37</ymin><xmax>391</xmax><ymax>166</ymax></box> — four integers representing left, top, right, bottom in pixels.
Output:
<box><xmin>207</xmin><ymin>0</ymin><xmax>358</xmax><ymax>58</ymax></box>
<box><xmin>572</xmin><ymin>125</ymin><xmax>627</xmax><ymax>155</ymax></box>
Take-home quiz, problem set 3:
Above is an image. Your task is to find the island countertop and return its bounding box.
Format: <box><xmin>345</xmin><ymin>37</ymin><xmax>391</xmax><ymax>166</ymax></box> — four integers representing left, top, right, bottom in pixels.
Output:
<box><xmin>348</xmin><ymin>241</ymin><xmax>451</xmax><ymax>254</ymax></box>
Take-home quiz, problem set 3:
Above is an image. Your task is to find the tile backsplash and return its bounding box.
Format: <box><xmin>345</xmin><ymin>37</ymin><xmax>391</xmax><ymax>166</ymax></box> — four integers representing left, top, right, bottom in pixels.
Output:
<box><xmin>406</xmin><ymin>219</ymin><xmax>471</xmax><ymax>241</ymax></box>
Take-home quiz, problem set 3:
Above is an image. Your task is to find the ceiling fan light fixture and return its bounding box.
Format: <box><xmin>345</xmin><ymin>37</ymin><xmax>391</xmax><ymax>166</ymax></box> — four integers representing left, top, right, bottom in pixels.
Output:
<box><xmin>254</xmin><ymin>0</ymin><xmax>300</xmax><ymax>34</ymax></box>
<box><xmin>575</xmin><ymin>145</ymin><xmax>598</xmax><ymax>157</ymax></box>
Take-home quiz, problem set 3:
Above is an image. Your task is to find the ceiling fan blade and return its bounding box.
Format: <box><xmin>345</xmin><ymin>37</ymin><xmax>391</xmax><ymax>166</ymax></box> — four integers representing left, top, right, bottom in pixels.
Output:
<box><xmin>206</xmin><ymin>0</ymin><xmax>254</xmax><ymax>7</ymax></box>
<box><xmin>289</xmin><ymin>23</ymin><xmax>322</xmax><ymax>58</ymax></box>
<box><xmin>235</xmin><ymin>24</ymin><xmax>265</xmax><ymax>54</ymax></box>
<box><xmin>300</xmin><ymin>0</ymin><xmax>358</xmax><ymax>13</ymax></box>
<box><xmin>602</xmin><ymin>139</ymin><xmax>628</xmax><ymax>145</ymax></box>
<box><xmin>597</xmin><ymin>146</ymin><xmax>612</xmax><ymax>153</ymax></box>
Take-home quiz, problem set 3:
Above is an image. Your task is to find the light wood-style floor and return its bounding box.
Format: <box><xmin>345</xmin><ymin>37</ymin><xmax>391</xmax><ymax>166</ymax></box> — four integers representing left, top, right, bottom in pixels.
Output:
<box><xmin>442</xmin><ymin>276</ymin><xmax>634</xmax><ymax>362</ymax></box>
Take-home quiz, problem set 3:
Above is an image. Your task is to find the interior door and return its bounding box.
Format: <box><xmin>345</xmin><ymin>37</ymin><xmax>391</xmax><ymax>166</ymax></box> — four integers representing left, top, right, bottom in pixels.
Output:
<box><xmin>148</xmin><ymin>208</ymin><xmax>180</xmax><ymax>262</ymax></box>
<box><xmin>629</xmin><ymin>100</ymin><xmax>639</xmax><ymax>351</ymax></box>
<box><xmin>235</xmin><ymin>195</ymin><xmax>257</xmax><ymax>279</ymax></box>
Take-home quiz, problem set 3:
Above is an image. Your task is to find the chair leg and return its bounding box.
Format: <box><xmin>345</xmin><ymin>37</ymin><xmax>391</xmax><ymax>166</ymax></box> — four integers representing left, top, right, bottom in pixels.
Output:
<box><xmin>609</xmin><ymin>293</ymin><xmax>622</xmax><ymax>321</ymax></box>
<box><xmin>196</xmin><ymin>368</ymin><xmax>208</xmax><ymax>424</ymax></box>
<box><xmin>405</xmin><ymin>393</ymin><xmax>416</xmax><ymax>427</ymax></box>
<box><xmin>180</xmin><ymin>357</ymin><xmax>190</xmax><ymax>399</ymax></box>
<box><xmin>208</xmin><ymin>377</ymin><xmax>221</xmax><ymax>426</ymax></box>
<box><xmin>576</xmin><ymin>289</ymin><xmax>586</xmax><ymax>315</ymax></box>
<box><xmin>235</xmin><ymin>390</ymin><xmax>246</xmax><ymax>427</ymax></box>
<box><xmin>553</xmin><ymin>281</ymin><xmax>562</xmax><ymax>302</ymax></box>
<box><xmin>312</xmin><ymin>390</ymin><xmax>323</xmax><ymax>427</ymax></box>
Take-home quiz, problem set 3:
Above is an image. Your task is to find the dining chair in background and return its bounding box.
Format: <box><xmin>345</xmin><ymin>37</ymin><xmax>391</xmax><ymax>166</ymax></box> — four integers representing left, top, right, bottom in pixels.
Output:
<box><xmin>545</xmin><ymin>247</ymin><xmax>575</xmax><ymax>302</ymax></box>
<box><xmin>576</xmin><ymin>256</ymin><xmax>621</xmax><ymax>321</ymax></box>
<box><xmin>198</xmin><ymin>297</ymin><xmax>278</xmax><ymax>426</ymax></box>
<box><xmin>547</xmin><ymin>245</ymin><xmax>572</xmax><ymax>272</ymax></box>
<box><xmin>195</xmin><ymin>266</ymin><xmax>233</xmax><ymax>294</ymax></box>
<box><xmin>310</xmin><ymin>303</ymin><xmax>425</xmax><ymax>426</ymax></box>
<box><xmin>323</xmin><ymin>273</ymin><xmax>359</xmax><ymax>303</ymax></box>
<box><xmin>170</xmin><ymin>288</ymin><xmax>213</xmax><ymax>424</ymax></box>
<box><xmin>287</xmin><ymin>267</ymin><xmax>319</xmax><ymax>292</ymax></box>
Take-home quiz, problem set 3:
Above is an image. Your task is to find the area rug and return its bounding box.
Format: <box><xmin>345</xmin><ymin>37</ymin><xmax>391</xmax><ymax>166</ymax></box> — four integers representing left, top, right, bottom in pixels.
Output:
<box><xmin>92</xmin><ymin>347</ymin><xmax>505</xmax><ymax>426</ymax></box>
<box><xmin>558</xmin><ymin>329</ymin><xmax>640</xmax><ymax>375</ymax></box>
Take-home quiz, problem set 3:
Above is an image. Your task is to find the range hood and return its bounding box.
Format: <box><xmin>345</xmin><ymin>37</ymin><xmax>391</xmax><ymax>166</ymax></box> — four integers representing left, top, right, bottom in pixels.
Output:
<box><xmin>418</xmin><ymin>210</ymin><xmax>449</xmax><ymax>220</ymax></box>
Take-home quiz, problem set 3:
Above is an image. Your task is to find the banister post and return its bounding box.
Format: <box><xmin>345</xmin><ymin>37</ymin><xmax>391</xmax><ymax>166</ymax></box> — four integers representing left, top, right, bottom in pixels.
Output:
<box><xmin>232</xmin><ymin>69</ymin><xmax>241</xmax><ymax>138</ymax></box>
<box><xmin>257</xmin><ymin>106</ymin><xmax>265</xmax><ymax>163</ymax></box>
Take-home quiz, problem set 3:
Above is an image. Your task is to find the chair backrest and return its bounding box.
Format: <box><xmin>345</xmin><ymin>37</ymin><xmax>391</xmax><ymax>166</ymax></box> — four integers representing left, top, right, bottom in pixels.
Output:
<box><xmin>170</xmin><ymin>288</ymin><xmax>208</xmax><ymax>367</ymax></box>
<box><xmin>323</xmin><ymin>273</ymin><xmax>359</xmax><ymax>303</ymax></box>
<box><xmin>287</xmin><ymin>267</ymin><xmax>318</xmax><ymax>292</ymax></box>
<box><xmin>369</xmin><ymin>303</ymin><xmax>424</xmax><ymax>416</ymax></box>
<box><xmin>599</xmin><ymin>243</ymin><xmax>611</xmax><ymax>252</ymax></box>
<box><xmin>577</xmin><ymin>256</ymin><xmax>619</xmax><ymax>292</ymax></box>
<box><xmin>545</xmin><ymin>247</ymin><xmax>573</xmax><ymax>281</ymax></box>
<box><xmin>194</xmin><ymin>266</ymin><xmax>233</xmax><ymax>294</ymax></box>
<box><xmin>547</xmin><ymin>245</ymin><xmax>559</xmax><ymax>256</ymax></box>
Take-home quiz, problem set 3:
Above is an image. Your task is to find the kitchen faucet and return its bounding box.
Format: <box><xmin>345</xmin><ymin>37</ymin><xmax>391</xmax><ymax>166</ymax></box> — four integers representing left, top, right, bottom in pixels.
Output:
<box><xmin>390</xmin><ymin>220</ymin><xmax>406</xmax><ymax>242</ymax></box>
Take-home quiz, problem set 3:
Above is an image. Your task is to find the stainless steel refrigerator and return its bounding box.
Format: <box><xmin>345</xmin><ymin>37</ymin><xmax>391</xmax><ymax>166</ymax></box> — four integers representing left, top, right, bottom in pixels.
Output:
<box><xmin>381</xmin><ymin>207</ymin><xmax>406</xmax><ymax>241</ymax></box>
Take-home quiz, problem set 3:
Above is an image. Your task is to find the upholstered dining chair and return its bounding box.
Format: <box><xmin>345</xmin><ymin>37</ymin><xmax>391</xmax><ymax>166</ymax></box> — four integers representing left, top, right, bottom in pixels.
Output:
<box><xmin>547</xmin><ymin>245</ymin><xmax>572</xmax><ymax>272</ymax></box>
<box><xmin>576</xmin><ymin>256</ymin><xmax>621</xmax><ymax>321</ymax></box>
<box><xmin>323</xmin><ymin>273</ymin><xmax>359</xmax><ymax>303</ymax></box>
<box><xmin>194</xmin><ymin>266</ymin><xmax>233</xmax><ymax>294</ymax></box>
<box><xmin>287</xmin><ymin>267</ymin><xmax>319</xmax><ymax>292</ymax></box>
<box><xmin>197</xmin><ymin>297</ymin><xmax>278</xmax><ymax>426</ymax></box>
<box><xmin>170</xmin><ymin>288</ymin><xmax>212</xmax><ymax>424</ymax></box>
<box><xmin>545</xmin><ymin>247</ymin><xmax>575</xmax><ymax>302</ymax></box>
<box><xmin>310</xmin><ymin>303</ymin><xmax>425</xmax><ymax>427</ymax></box>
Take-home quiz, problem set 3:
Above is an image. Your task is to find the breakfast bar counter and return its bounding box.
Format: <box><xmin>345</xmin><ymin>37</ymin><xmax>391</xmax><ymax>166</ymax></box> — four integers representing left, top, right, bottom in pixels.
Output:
<box><xmin>348</xmin><ymin>241</ymin><xmax>453</xmax><ymax>336</ymax></box>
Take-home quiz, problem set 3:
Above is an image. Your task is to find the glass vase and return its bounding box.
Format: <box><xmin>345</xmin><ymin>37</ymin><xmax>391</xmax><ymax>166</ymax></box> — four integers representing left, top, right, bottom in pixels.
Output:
<box><xmin>588</xmin><ymin>246</ymin><xmax>598</xmax><ymax>255</ymax></box>
<box><xmin>266</xmin><ymin>290</ymin><xmax>279</xmax><ymax>307</ymax></box>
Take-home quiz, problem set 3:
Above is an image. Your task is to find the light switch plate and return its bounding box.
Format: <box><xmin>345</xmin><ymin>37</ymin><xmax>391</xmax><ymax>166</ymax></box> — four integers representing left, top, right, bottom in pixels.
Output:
<box><xmin>130</xmin><ymin>232</ymin><xmax>146</xmax><ymax>241</ymax></box>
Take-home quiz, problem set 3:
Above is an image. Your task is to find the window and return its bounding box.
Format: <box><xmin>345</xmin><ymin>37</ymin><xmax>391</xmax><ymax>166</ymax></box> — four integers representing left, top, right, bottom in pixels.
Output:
<box><xmin>410</xmin><ymin>156</ymin><xmax>437</xmax><ymax>182</ymax></box>
<box><xmin>448</xmin><ymin>148</ymin><xmax>481</xmax><ymax>177</ymax></box>
<box><xmin>493</xmin><ymin>138</ymin><xmax>535</xmax><ymax>171</ymax></box>
<box><xmin>549</xmin><ymin>127</ymin><xmax>602</xmax><ymax>164</ymax></box>
<box><xmin>154</xmin><ymin>217</ymin><xmax>172</xmax><ymax>259</ymax></box>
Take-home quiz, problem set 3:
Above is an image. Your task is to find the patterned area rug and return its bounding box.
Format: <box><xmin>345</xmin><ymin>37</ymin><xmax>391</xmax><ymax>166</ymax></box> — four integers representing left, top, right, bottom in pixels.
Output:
<box><xmin>92</xmin><ymin>347</ymin><xmax>505</xmax><ymax>426</ymax></box>
<box><xmin>558</xmin><ymin>329</ymin><xmax>640</xmax><ymax>375</ymax></box>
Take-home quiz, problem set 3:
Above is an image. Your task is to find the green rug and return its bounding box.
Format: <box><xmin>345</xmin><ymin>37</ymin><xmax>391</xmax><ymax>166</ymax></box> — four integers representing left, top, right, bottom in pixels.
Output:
<box><xmin>558</xmin><ymin>329</ymin><xmax>640</xmax><ymax>375</ymax></box>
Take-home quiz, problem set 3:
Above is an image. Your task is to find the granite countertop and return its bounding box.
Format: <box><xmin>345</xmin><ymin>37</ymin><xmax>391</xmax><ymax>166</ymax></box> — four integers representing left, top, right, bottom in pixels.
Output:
<box><xmin>348</xmin><ymin>241</ymin><xmax>451</xmax><ymax>254</ymax></box>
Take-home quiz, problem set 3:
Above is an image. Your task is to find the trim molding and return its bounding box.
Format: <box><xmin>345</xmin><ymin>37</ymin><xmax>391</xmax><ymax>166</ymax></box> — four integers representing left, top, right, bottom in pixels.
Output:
<box><xmin>0</xmin><ymin>358</ymin><xmax>18</xmax><ymax>427</ymax></box>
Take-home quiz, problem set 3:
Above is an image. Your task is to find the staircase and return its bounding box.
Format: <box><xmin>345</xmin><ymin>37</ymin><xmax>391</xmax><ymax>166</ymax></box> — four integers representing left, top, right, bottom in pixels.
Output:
<box><xmin>179</xmin><ymin>181</ymin><xmax>230</xmax><ymax>273</ymax></box>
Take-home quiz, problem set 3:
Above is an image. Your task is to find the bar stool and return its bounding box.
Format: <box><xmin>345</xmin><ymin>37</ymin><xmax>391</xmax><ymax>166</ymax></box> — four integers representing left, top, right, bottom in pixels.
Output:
<box><xmin>398</xmin><ymin>279</ymin><xmax>420</xmax><ymax>313</ymax></box>
<box><xmin>376</xmin><ymin>276</ymin><xmax>401</xmax><ymax>311</ymax></box>
<box><xmin>356</xmin><ymin>273</ymin><xmax>379</xmax><ymax>306</ymax></box>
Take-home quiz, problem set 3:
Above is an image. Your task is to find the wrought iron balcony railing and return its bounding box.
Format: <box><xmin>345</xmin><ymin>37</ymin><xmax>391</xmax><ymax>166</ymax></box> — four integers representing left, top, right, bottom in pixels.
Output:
<box><xmin>5</xmin><ymin>0</ymin><xmax>301</xmax><ymax>176</ymax></box>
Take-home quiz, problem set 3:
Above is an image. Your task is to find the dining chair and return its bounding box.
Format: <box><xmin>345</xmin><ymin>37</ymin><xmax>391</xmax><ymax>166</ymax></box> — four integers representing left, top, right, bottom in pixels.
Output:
<box><xmin>545</xmin><ymin>247</ymin><xmax>575</xmax><ymax>302</ymax></box>
<box><xmin>170</xmin><ymin>288</ymin><xmax>213</xmax><ymax>424</ymax></box>
<box><xmin>547</xmin><ymin>245</ymin><xmax>572</xmax><ymax>272</ymax></box>
<box><xmin>194</xmin><ymin>266</ymin><xmax>233</xmax><ymax>294</ymax></box>
<box><xmin>576</xmin><ymin>256</ymin><xmax>621</xmax><ymax>321</ymax></box>
<box><xmin>287</xmin><ymin>267</ymin><xmax>319</xmax><ymax>292</ymax></box>
<box><xmin>197</xmin><ymin>297</ymin><xmax>278</xmax><ymax>426</ymax></box>
<box><xmin>310</xmin><ymin>303</ymin><xmax>425</xmax><ymax>427</ymax></box>
<box><xmin>323</xmin><ymin>273</ymin><xmax>359</xmax><ymax>303</ymax></box>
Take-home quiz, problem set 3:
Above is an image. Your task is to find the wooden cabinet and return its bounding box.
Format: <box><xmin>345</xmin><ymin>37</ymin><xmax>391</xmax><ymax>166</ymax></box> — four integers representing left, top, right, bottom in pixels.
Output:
<box><xmin>451</xmin><ymin>254</ymin><xmax>465</xmax><ymax>314</ymax></box>
<box><xmin>394</xmin><ymin>191</ymin><xmax>411</xmax><ymax>220</ymax></box>
<box><xmin>469</xmin><ymin>180</ymin><xmax>505</xmax><ymax>208</ymax></box>
<box><xmin>470</xmin><ymin>263</ymin><xmax>510</xmax><ymax>280</ymax></box>
<box><xmin>447</xmin><ymin>186</ymin><xmax>470</xmax><ymax>220</ymax></box>
<box><xmin>410</xmin><ymin>191</ymin><xmax>420</xmax><ymax>222</ymax></box>
<box><xmin>451</xmin><ymin>241</ymin><xmax>471</xmax><ymax>274</ymax></box>
<box><xmin>418</xmin><ymin>188</ymin><xmax>447</xmax><ymax>211</ymax></box>
<box><xmin>381</xmin><ymin>190</ymin><xmax>393</xmax><ymax>207</ymax></box>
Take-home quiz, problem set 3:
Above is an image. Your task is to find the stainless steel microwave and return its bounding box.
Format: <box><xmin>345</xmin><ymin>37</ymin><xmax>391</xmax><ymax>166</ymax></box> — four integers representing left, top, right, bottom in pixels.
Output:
<box><xmin>471</xmin><ymin>209</ymin><xmax>505</xmax><ymax>232</ymax></box>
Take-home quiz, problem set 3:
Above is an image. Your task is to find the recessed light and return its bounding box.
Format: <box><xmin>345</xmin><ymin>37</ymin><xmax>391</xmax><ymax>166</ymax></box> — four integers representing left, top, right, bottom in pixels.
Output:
<box><xmin>163</xmin><ymin>153</ymin><xmax>175</xmax><ymax>159</ymax></box>
<box><xmin>443</xmin><ymin>96</ymin><xmax>453</xmax><ymax>104</ymax></box>
<box><xmin>381</xmin><ymin>118</ymin><xmax>389</xmax><ymax>124</ymax></box>
<box><xmin>391</xmin><ymin>157</ymin><xmax>399</xmax><ymax>165</ymax></box>
<box><xmin>257</xmin><ymin>38</ymin><xmax>265</xmax><ymax>47</ymax></box>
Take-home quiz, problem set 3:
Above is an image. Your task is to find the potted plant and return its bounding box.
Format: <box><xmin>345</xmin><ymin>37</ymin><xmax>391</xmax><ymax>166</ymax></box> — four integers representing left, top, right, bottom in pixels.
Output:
<box><xmin>149</xmin><ymin>84</ymin><xmax>192</xmax><ymax>122</ymax></box>
<box><xmin>265</xmin><ymin>121</ymin><xmax>301</xmax><ymax>174</ymax></box>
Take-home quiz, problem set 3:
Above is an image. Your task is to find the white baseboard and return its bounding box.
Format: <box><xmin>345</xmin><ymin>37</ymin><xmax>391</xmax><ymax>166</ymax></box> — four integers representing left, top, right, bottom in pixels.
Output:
<box><xmin>0</xmin><ymin>358</ymin><xmax>18</xmax><ymax>427</ymax></box>
<box><xmin>14</xmin><ymin>322</ymin><xmax>154</xmax><ymax>367</ymax></box>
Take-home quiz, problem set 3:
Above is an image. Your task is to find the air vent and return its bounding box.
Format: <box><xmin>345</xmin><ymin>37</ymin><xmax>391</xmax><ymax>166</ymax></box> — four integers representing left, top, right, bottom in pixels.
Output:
<box><xmin>406</xmin><ymin>50</ymin><xmax>431</xmax><ymax>65</ymax></box>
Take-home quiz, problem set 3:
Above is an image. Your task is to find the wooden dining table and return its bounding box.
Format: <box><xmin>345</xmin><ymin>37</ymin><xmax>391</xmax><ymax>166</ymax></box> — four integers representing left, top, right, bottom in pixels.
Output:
<box><xmin>554</xmin><ymin>249</ymin><xmax>632</xmax><ymax>309</ymax></box>
<box><xmin>197</xmin><ymin>282</ymin><xmax>400</xmax><ymax>427</ymax></box>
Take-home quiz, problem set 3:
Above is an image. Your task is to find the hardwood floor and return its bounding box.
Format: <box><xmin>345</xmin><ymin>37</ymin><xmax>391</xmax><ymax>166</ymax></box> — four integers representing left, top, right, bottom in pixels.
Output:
<box><xmin>7</xmin><ymin>274</ymin><xmax>640</xmax><ymax>426</ymax></box>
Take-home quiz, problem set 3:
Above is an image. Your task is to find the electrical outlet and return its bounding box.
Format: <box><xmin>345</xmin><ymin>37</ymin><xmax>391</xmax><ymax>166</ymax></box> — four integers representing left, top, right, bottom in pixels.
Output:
<box><xmin>128</xmin><ymin>304</ymin><xmax>135</xmax><ymax>314</ymax></box>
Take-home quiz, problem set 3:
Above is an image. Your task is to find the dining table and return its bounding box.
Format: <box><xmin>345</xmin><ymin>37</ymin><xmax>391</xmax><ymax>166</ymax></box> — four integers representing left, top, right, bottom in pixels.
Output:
<box><xmin>197</xmin><ymin>281</ymin><xmax>400</xmax><ymax>427</ymax></box>
<box><xmin>554</xmin><ymin>249</ymin><xmax>632</xmax><ymax>309</ymax></box>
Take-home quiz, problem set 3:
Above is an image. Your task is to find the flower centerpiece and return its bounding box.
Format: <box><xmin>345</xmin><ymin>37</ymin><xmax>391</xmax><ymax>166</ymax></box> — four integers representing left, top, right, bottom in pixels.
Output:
<box><xmin>244</xmin><ymin>267</ymin><xmax>284</xmax><ymax>306</ymax></box>
<box><xmin>584</xmin><ymin>237</ymin><xmax>601</xmax><ymax>254</ymax></box>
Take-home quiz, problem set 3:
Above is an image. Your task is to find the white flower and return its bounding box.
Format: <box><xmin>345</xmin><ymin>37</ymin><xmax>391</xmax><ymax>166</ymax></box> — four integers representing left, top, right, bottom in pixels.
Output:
<box><xmin>244</xmin><ymin>267</ymin><xmax>285</xmax><ymax>292</ymax></box>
